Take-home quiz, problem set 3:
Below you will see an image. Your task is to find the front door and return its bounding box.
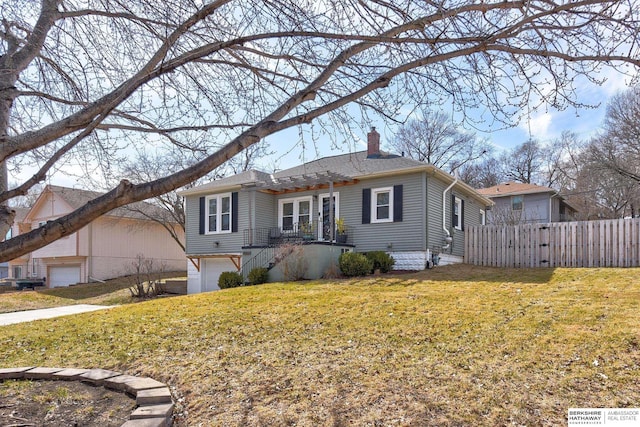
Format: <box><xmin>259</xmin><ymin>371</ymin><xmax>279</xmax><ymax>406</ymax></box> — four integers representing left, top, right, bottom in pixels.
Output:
<box><xmin>318</xmin><ymin>193</ymin><xmax>339</xmax><ymax>241</ymax></box>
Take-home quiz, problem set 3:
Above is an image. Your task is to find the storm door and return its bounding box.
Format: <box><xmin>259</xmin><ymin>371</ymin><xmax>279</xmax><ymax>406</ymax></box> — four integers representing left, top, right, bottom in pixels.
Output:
<box><xmin>318</xmin><ymin>193</ymin><xmax>339</xmax><ymax>241</ymax></box>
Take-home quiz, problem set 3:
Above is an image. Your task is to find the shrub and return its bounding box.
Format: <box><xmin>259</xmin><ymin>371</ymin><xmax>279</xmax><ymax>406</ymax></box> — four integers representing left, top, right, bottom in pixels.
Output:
<box><xmin>248</xmin><ymin>267</ymin><xmax>269</xmax><ymax>285</ymax></box>
<box><xmin>278</xmin><ymin>243</ymin><xmax>308</xmax><ymax>281</ymax></box>
<box><xmin>339</xmin><ymin>252</ymin><xmax>373</xmax><ymax>277</ymax></box>
<box><xmin>218</xmin><ymin>271</ymin><xmax>243</xmax><ymax>289</ymax></box>
<box><xmin>322</xmin><ymin>262</ymin><xmax>341</xmax><ymax>279</ymax></box>
<box><xmin>365</xmin><ymin>251</ymin><xmax>395</xmax><ymax>273</ymax></box>
<box><xmin>129</xmin><ymin>254</ymin><xmax>164</xmax><ymax>298</ymax></box>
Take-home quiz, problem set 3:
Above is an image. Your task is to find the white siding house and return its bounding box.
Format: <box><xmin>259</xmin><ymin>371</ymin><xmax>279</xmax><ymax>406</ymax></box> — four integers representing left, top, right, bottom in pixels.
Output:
<box><xmin>8</xmin><ymin>185</ymin><xmax>186</xmax><ymax>287</ymax></box>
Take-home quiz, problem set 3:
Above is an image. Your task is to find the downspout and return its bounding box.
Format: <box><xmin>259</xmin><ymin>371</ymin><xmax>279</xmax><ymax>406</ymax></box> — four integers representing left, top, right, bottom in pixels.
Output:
<box><xmin>442</xmin><ymin>176</ymin><xmax>458</xmax><ymax>249</ymax></box>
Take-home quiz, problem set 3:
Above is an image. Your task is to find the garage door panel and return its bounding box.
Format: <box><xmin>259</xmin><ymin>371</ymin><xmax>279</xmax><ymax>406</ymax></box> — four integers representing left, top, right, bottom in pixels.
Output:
<box><xmin>203</xmin><ymin>259</ymin><xmax>238</xmax><ymax>292</ymax></box>
<box><xmin>49</xmin><ymin>265</ymin><xmax>81</xmax><ymax>288</ymax></box>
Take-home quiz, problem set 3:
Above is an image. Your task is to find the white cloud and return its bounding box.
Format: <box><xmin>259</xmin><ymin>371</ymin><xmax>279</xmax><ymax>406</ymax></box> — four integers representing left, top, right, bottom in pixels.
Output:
<box><xmin>519</xmin><ymin>112</ymin><xmax>553</xmax><ymax>141</ymax></box>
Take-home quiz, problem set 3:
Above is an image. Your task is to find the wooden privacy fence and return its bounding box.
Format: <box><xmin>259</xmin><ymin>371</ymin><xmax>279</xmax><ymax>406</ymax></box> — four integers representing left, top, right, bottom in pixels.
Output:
<box><xmin>465</xmin><ymin>218</ymin><xmax>640</xmax><ymax>268</ymax></box>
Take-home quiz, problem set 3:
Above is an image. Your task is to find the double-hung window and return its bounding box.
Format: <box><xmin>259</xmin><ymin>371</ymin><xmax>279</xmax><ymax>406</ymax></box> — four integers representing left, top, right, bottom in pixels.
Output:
<box><xmin>279</xmin><ymin>197</ymin><xmax>312</xmax><ymax>231</ymax></box>
<box><xmin>453</xmin><ymin>196</ymin><xmax>463</xmax><ymax>230</ymax></box>
<box><xmin>206</xmin><ymin>193</ymin><xmax>231</xmax><ymax>234</ymax></box>
<box><xmin>372</xmin><ymin>187</ymin><xmax>393</xmax><ymax>223</ymax></box>
<box><xmin>511</xmin><ymin>195</ymin><xmax>523</xmax><ymax>211</ymax></box>
<box><xmin>362</xmin><ymin>185</ymin><xmax>402</xmax><ymax>224</ymax></box>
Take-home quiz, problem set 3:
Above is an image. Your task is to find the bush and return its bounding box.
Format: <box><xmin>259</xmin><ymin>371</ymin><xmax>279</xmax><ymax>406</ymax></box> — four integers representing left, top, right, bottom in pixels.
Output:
<box><xmin>248</xmin><ymin>267</ymin><xmax>269</xmax><ymax>285</ymax></box>
<box><xmin>322</xmin><ymin>262</ymin><xmax>341</xmax><ymax>279</ymax></box>
<box><xmin>365</xmin><ymin>251</ymin><xmax>395</xmax><ymax>273</ymax></box>
<box><xmin>218</xmin><ymin>271</ymin><xmax>243</xmax><ymax>289</ymax></box>
<box><xmin>338</xmin><ymin>252</ymin><xmax>373</xmax><ymax>277</ymax></box>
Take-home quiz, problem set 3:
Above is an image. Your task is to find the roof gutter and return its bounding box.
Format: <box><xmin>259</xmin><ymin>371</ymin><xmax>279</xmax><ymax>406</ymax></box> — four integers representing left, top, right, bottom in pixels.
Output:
<box><xmin>358</xmin><ymin>165</ymin><xmax>493</xmax><ymax>207</ymax></box>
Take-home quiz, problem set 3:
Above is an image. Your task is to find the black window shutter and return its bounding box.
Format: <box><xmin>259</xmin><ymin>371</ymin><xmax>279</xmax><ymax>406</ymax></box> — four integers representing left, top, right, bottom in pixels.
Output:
<box><xmin>393</xmin><ymin>184</ymin><xmax>403</xmax><ymax>222</ymax></box>
<box><xmin>231</xmin><ymin>192</ymin><xmax>239</xmax><ymax>233</ymax></box>
<box><xmin>461</xmin><ymin>199</ymin><xmax>465</xmax><ymax>230</ymax></box>
<box><xmin>199</xmin><ymin>196</ymin><xmax>205</xmax><ymax>235</ymax></box>
<box><xmin>362</xmin><ymin>188</ymin><xmax>371</xmax><ymax>224</ymax></box>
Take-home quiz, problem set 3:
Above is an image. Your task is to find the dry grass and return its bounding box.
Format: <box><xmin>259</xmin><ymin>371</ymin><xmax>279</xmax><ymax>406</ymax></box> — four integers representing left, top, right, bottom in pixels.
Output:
<box><xmin>0</xmin><ymin>271</ymin><xmax>185</xmax><ymax>314</ymax></box>
<box><xmin>1</xmin><ymin>265</ymin><xmax>639</xmax><ymax>426</ymax></box>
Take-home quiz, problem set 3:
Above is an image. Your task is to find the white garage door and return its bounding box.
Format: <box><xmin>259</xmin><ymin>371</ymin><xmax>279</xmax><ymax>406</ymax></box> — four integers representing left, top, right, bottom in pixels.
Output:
<box><xmin>49</xmin><ymin>265</ymin><xmax>81</xmax><ymax>288</ymax></box>
<box><xmin>202</xmin><ymin>258</ymin><xmax>239</xmax><ymax>292</ymax></box>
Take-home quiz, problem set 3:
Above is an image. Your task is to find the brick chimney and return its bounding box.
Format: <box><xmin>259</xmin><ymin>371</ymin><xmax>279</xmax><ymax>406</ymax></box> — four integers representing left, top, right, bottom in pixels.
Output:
<box><xmin>367</xmin><ymin>127</ymin><xmax>380</xmax><ymax>158</ymax></box>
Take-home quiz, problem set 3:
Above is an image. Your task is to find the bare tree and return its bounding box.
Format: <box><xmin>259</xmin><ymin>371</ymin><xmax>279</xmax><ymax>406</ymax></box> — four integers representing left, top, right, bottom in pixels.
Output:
<box><xmin>2</xmin><ymin>1</ymin><xmax>640</xmax><ymax>261</ymax></box>
<box><xmin>566</xmin><ymin>87</ymin><xmax>640</xmax><ymax>218</ymax></box>
<box><xmin>390</xmin><ymin>111</ymin><xmax>491</xmax><ymax>173</ymax></box>
<box><xmin>568</xmin><ymin>159</ymin><xmax>640</xmax><ymax>219</ymax></box>
<box><xmin>546</xmin><ymin>131</ymin><xmax>585</xmax><ymax>193</ymax></box>
<box><xmin>500</xmin><ymin>139</ymin><xmax>546</xmax><ymax>184</ymax></box>
<box><xmin>7</xmin><ymin>182</ymin><xmax>43</xmax><ymax>209</ymax></box>
<box><xmin>119</xmin><ymin>141</ymin><xmax>271</xmax><ymax>250</ymax></box>
<box><xmin>225</xmin><ymin>141</ymin><xmax>274</xmax><ymax>175</ymax></box>
<box><xmin>586</xmin><ymin>87</ymin><xmax>640</xmax><ymax>183</ymax></box>
<box><xmin>487</xmin><ymin>205</ymin><xmax>531</xmax><ymax>226</ymax></box>
<box><xmin>470</xmin><ymin>132</ymin><xmax>583</xmax><ymax>191</ymax></box>
<box><xmin>458</xmin><ymin>157</ymin><xmax>504</xmax><ymax>189</ymax></box>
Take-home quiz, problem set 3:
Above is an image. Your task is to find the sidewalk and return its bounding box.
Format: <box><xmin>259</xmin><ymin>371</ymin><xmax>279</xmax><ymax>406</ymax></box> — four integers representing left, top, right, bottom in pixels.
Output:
<box><xmin>0</xmin><ymin>305</ymin><xmax>115</xmax><ymax>326</ymax></box>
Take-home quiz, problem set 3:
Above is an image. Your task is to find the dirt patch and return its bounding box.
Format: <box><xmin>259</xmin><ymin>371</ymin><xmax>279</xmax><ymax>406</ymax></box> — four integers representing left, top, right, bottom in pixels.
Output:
<box><xmin>0</xmin><ymin>379</ymin><xmax>135</xmax><ymax>426</ymax></box>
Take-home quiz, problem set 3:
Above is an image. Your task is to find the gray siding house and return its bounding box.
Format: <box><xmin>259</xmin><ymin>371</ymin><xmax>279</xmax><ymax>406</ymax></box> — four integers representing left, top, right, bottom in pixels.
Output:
<box><xmin>179</xmin><ymin>129</ymin><xmax>492</xmax><ymax>293</ymax></box>
<box><xmin>477</xmin><ymin>181</ymin><xmax>577</xmax><ymax>225</ymax></box>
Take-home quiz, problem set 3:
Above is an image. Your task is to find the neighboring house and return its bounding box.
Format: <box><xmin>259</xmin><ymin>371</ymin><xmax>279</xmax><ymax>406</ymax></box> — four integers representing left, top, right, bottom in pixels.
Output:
<box><xmin>477</xmin><ymin>181</ymin><xmax>577</xmax><ymax>225</ymax></box>
<box><xmin>179</xmin><ymin>128</ymin><xmax>493</xmax><ymax>294</ymax></box>
<box><xmin>3</xmin><ymin>207</ymin><xmax>30</xmax><ymax>280</ymax></box>
<box><xmin>7</xmin><ymin>185</ymin><xmax>186</xmax><ymax>287</ymax></box>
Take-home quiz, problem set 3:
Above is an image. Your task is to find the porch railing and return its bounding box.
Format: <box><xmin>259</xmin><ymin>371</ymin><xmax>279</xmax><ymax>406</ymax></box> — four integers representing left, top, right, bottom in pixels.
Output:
<box><xmin>243</xmin><ymin>221</ymin><xmax>350</xmax><ymax>247</ymax></box>
<box><xmin>241</xmin><ymin>246</ymin><xmax>277</xmax><ymax>281</ymax></box>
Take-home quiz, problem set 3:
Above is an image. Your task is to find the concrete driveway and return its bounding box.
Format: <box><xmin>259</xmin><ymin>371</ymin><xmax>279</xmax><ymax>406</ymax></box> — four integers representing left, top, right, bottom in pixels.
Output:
<box><xmin>0</xmin><ymin>305</ymin><xmax>115</xmax><ymax>326</ymax></box>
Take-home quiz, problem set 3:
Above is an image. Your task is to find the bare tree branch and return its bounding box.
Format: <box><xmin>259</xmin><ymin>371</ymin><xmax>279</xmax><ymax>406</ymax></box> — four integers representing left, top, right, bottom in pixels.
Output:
<box><xmin>2</xmin><ymin>0</ymin><xmax>640</xmax><ymax>259</ymax></box>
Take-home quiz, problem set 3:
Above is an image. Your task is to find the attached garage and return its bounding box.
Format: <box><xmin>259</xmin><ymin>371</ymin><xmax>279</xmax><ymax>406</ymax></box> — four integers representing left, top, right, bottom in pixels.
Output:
<box><xmin>187</xmin><ymin>255</ymin><xmax>241</xmax><ymax>293</ymax></box>
<box><xmin>49</xmin><ymin>265</ymin><xmax>81</xmax><ymax>288</ymax></box>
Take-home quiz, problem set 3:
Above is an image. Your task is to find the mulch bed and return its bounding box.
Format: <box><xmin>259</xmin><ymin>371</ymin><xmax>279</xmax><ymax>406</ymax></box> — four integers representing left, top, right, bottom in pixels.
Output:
<box><xmin>0</xmin><ymin>379</ymin><xmax>135</xmax><ymax>426</ymax></box>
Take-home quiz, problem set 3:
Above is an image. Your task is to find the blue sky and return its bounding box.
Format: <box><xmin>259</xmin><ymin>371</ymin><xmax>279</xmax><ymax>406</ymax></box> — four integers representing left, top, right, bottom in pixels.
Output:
<box><xmin>260</xmin><ymin>69</ymin><xmax>633</xmax><ymax>173</ymax></box>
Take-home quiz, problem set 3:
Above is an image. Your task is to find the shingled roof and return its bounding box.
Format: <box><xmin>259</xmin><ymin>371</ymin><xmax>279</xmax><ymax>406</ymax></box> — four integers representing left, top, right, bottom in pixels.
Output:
<box><xmin>30</xmin><ymin>185</ymin><xmax>175</xmax><ymax>222</ymax></box>
<box><xmin>272</xmin><ymin>150</ymin><xmax>425</xmax><ymax>178</ymax></box>
<box><xmin>181</xmin><ymin>151</ymin><xmax>429</xmax><ymax>194</ymax></box>
<box><xmin>476</xmin><ymin>181</ymin><xmax>557</xmax><ymax>197</ymax></box>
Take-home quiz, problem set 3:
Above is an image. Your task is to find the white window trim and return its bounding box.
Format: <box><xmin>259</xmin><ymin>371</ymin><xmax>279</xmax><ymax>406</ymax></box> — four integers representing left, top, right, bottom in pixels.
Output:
<box><xmin>205</xmin><ymin>193</ymin><xmax>232</xmax><ymax>235</ymax></box>
<box><xmin>453</xmin><ymin>196</ymin><xmax>463</xmax><ymax>230</ymax></box>
<box><xmin>278</xmin><ymin>196</ymin><xmax>313</xmax><ymax>230</ymax></box>
<box><xmin>479</xmin><ymin>209</ymin><xmax>486</xmax><ymax>226</ymax></box>
<box><xmin>371</xmin><ymin>187</ymin><xmax>394</xmax><ymax>223</ymax></box>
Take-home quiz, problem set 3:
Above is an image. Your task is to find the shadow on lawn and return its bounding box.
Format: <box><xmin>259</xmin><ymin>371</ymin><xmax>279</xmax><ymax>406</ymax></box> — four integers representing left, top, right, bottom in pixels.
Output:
<box><xmin>38</xmin><ymin>271</ymin><xmax>186</xmax><ymax>301</ymax></box>
<box><xmin>400</xmin><ymin>264</ymin><xmax>557</xmax><ymax>284</ymax></box>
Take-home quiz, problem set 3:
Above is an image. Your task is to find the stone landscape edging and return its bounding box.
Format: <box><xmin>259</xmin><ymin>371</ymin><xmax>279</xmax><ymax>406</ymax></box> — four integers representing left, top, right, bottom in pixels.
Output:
<box><xmin>0</xmin><ymin>366</ymin><xmax>174</xmax><ymax>427</ymax></box>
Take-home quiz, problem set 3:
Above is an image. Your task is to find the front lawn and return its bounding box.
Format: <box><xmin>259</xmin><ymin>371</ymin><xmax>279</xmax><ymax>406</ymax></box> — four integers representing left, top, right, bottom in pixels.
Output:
<box><xmin>1</xmin><ymin>265</ymin><xmax>638</xmax><ymax>426</ymax></box>
<box><xmin>0</xmin><ymin>271</ymin><xmax>186</xmax><ymax>313</ymax></box>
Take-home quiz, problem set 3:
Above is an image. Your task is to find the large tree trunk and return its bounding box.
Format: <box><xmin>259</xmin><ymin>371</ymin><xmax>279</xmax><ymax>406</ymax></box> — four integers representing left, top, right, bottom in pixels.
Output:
<box><xmin>0</xmin><ymin>75</ymin><xmax>16</xmax><ymax>238</ymax></box>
